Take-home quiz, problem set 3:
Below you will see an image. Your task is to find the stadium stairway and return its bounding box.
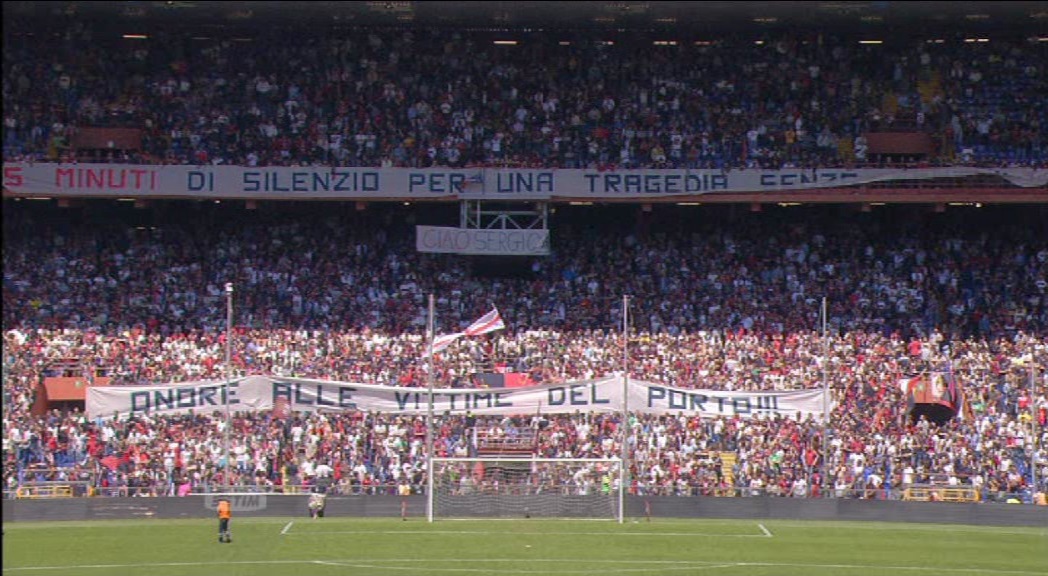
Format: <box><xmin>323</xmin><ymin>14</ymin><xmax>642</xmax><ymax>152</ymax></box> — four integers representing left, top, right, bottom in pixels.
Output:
<box><xmin>882</xmin><ymin>92</ymin><xmax>900</xmax><ymax>118</ymax></box>
<box><xmin>918</xmin><ymin>72</ymin><xmax>944</xmax><ymax>106</ymax></box>
<box><xmin>475</xmin><ymin>428</ymin><xmax>538</xmax><ymax>458</ymax></box>
<box><xmin>719</xmin><ymin>452</ymin><xmax>737</xmax><ymax>495</ymax></box>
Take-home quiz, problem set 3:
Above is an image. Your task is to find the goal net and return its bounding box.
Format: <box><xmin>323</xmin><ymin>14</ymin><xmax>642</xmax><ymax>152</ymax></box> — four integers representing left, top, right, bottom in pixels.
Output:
<box><xmin>428</xmin><ymin>457</ymin><xmax>623</xmax><ymax>522</ymax></box>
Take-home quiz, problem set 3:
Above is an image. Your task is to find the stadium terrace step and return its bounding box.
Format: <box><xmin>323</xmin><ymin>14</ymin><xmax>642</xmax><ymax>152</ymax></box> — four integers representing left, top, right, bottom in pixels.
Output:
<box><xmin>475</xmin><ymin>429</ymin><xmax>538</xmax><ymax>458</ymax></box>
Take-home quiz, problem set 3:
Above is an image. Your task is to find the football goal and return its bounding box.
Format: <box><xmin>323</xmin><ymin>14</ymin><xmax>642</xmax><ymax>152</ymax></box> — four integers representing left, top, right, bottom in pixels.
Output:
<box><xmin>427</xmin><ymin>457</ymin><xmax>623</xmax><ymax>522</ymax></box>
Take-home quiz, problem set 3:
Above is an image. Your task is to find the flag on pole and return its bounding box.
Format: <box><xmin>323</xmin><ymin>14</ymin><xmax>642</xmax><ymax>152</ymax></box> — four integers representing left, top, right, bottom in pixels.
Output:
<box><xmin>426</xmin><ymin>307</ymin><xmax>505</xmax><ymax>357</ymax></box>
<box><xmin>273</xmin><ymin>396</ymin><xmax>291</xmax><ymax>419</ymax></box>
<box><xmin>944</xmin><ymin>360</ymin><xmax>972</xmax><ymax>421</ymax></box>
<box><xmin>430</xmin><ymin>331</ymin><xmax>465</xmax><ymax>355</ymax></box>
<box><xmin>464</xmin><ymin>307</ymin><xmax>506</xmax><ymax>336</ymax></box>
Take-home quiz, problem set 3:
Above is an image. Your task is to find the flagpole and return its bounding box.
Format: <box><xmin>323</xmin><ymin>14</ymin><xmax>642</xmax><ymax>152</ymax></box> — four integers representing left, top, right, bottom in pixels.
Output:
<box><xmin>618</xmin><ymin>294</ymin><xmax>629</xmax><ymax>524</ymax></box>
<box><xmin>2</xmin><ymin>352</ymin><xmax>8</xmax><ymax>500</ymax></box>
<box><xmin>425</xmin><ymin>294</ymin><xmax>435</xmax><ymax>522</ymax></box>
<box><xmin>224</xmin><ymin>282</ymin><xmax>233</xmax><ymax>494</ymax></box>
<box><xmin>821</xmin><ymin>296</ymin><xmax>829</xmax><ymax>499</ymax></box>
<box><xmin>1031</xmin><ymin>340</ymin><xmax>1038</xmax><ymax>499</ymax></box>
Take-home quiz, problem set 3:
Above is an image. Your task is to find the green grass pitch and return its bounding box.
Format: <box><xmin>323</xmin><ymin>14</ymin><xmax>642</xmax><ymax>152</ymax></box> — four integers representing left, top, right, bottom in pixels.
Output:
<box><xmin>2</xmin><ymin>517</ymin><xmax>1046</xmax><ymax>576</ymax></box>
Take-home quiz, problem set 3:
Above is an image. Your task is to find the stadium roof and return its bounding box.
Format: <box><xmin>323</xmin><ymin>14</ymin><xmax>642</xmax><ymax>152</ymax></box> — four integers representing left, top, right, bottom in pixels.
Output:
<box><xmin>6</xmin><ymin>1</ymin><xmax>1048</xmax><ymax>34</ymax></box>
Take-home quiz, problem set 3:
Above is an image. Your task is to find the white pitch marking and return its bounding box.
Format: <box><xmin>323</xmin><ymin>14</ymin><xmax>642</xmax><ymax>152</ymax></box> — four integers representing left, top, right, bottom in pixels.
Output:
<box><xmin>282</xmin><ymin>529</ymin><xmax>769</xmax><ymax>537</ymax></box>
<box><xmin>755</xmin><ymin>521</ymin><xmax>1046</xmax><ymax>536</ymax></box>
<box><xmin>0</xmin><ymin>560</ymin><xmax>735</xmax><ymax>573</ymax></box>
<box><xmin>736</xmin><ymin>562</ymin><xmax>1046</xmax><ymax>575</ymax></box>
<box><xmin>1</xmin><ymin>560</ymin><xmax>310</xmax><ymax>572</ymax></box>
<box><xmin>757</xmin><ymin>523</ymin><xmax>773</xmax><ymax>537</ymax></box>
<box><xmin>4</xmin><ymin>558</ymin><xmax>1045</xmax><ymax>575</ymax></box>
<box><xmin>309</xmin><ymin>560</ymin><xmax>740</xmax><ymax>574</ymax></box>
<box><xmin>280</xmin><ymin>521</ymin><xmax>294</xmax><ymax>535</ymax></box>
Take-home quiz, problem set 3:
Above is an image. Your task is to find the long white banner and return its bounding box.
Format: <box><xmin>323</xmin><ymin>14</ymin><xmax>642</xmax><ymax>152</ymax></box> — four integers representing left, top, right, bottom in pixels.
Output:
<box><xmin>5</xmin><ymin>163</ymin><xmax>1045</xmax><ymax>200</ymax></box>
<box><xmin>86</xmin><ymin>376</ymin><xmax>831</xmax><ymax>421</ymax></box>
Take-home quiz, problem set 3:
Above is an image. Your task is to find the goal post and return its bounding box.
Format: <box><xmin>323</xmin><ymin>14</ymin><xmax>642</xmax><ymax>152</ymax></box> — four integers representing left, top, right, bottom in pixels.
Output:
<box><xmin>427</xmin><ymin>457</ymin><xmax>623</xmax><ymax>523</ymax></box>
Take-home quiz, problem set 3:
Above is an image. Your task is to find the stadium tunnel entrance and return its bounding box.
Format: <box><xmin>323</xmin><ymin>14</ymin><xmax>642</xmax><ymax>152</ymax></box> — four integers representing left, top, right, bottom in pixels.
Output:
<box><xmin>910</xmin><ymin>403</ymin><xmax>957</xmax><ymax>426</ymax></box>
<box><xmin>469</xmin><ymin>255</ymin><xmax>540</xmax><ymax>279</ymax></box>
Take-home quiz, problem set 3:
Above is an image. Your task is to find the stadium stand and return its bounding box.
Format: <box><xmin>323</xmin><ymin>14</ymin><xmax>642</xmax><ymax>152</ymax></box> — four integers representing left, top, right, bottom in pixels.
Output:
<box><xmin>2</xmin><ymin>2</ymin><xmax>1046</xmax><ymax>507</ymax></box>
<box><xmin>3</xmin><ymin>201</ymin><xmax>1045</xmax><ymax>502</ymax></box>
<box><xmin>2</xmin><ymin>15</ymin><xmax>1045</xmax><ymax>168</ymax></box>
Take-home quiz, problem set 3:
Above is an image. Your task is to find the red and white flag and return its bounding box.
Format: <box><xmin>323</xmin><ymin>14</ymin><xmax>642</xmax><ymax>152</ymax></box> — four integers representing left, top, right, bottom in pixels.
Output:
<box><xmin>429</xmin><ymin>332</ymin><xmax>465</xmax><ymax>355</ymax></box>
<box><xmin>464</xmin><ymin>307</ymin><xmax>506</xmax><ymax>336</ymax></box>
<box><xmin>426</xmin><ymin>307</ymin><xmax>505</xmax><ymax>357</ymax></box>
<box><xmin>273</xmin><ymin>396</ymin><xmax>292</xmax><ymax>419</ymax></box>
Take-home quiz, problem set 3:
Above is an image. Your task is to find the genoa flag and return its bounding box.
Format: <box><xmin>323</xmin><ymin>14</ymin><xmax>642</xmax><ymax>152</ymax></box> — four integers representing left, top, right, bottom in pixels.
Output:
<box><xmin>425</xmin><ymin>307</ymin><xmax>506</xmax><ymax>357</ymax></box>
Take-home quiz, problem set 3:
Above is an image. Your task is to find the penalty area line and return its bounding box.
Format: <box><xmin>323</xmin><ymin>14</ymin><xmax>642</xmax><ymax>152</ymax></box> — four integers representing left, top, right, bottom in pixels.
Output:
<box><xmin>3</xmin><ymin>559</ymin><xmax>1044</xmax><ymax>575</ymax></box>
<box><xmin>758</xmin><ymin>523</ymin><xmax>773</xmax><ymax>537</ymax></box>
<box><xmin>280</xmin><ymin>521</ymin><xmax>294</xmax><ymax>535</ymax></box>
<box><xmin>281</xmin><ymin>529</ymin><xmax>771</xmax><ymax>537</ymax></box>
<box><xmin>310</xmin><ymin>560</ymin><xmax>741</xmax><ymax>573</ymax></box>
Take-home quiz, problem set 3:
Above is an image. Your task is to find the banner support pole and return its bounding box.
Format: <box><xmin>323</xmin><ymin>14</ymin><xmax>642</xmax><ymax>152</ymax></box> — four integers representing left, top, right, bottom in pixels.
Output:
<box><xmin>618</xmin><ymin>295</ymin><xmax>629</xmax><ymax>524</ymax></box>
<box><xmin>425</xmin><ymin>294</ymin><xmax>436</xmax><ymax>522</ymax></box>
<box><xmin>821</xmin><ymin>296</ymin><xmax>830</xmax><ymax>499</ymax></box>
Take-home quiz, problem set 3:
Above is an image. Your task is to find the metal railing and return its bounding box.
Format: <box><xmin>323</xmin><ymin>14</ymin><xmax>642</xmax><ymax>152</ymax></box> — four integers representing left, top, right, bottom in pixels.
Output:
<box><xmin>4</xmin><ymin>482</ymin><xmax>1041</xmax><ymax>505</ymax></box>
<box><xmin>628</xmin><ymin>484</ymin><xmax>1038</xmax><ymax>503</ymax></box>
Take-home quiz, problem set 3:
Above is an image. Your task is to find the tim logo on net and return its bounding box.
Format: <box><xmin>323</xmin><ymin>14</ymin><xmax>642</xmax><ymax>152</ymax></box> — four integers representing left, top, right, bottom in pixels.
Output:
<box><xmin>204</xmin><ymin>493</ymin><xmax>268</xmax><ymax>512</ymax></box>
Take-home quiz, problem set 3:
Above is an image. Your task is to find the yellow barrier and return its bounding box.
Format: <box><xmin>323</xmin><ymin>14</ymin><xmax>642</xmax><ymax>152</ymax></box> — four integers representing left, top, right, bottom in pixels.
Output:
<box><xmin>15</xmin><ymin>485</ymin><xmax>75</xmax><ymax>499</ymax></box>
<box><xmin>903</xmin><ymin>486</ymin><xmax>979</xmax><ymax>503</ymax></box>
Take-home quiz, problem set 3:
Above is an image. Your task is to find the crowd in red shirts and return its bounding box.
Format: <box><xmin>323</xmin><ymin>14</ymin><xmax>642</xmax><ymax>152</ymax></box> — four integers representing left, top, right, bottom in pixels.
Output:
<box><xmin>3</xmin><ymin>202</ymin><xmax>1045</xmax><ymax>502</ymax></box>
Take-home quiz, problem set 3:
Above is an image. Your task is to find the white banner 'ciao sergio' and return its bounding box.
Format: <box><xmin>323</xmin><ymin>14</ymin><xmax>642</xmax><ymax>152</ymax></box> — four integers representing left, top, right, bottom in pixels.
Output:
<box><xmin>87</xmin><ymin>375</ymin><xmax>830</xmax><ymax>421</ymax></box>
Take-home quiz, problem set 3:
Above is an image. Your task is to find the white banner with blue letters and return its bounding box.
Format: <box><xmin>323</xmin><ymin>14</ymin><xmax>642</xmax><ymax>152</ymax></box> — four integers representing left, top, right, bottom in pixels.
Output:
<box><xmin>6</xmin><ymin>163</ymin><xmax>1046</xmax><ymax>200</ymax></box>
<box><xmin>86</xmin><ymin>375</ymin><xmax>830</xmax><ymax>422</ymax></box>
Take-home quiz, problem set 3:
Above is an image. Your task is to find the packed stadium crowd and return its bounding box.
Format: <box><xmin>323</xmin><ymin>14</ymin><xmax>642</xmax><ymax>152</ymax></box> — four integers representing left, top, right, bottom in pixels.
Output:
<box><xmin>3</xmin><ymin>202</ymin><xmax>1046</xmax><ymax>502</ymax></box>
<box><xmin>2</xmin><ymin>6</ymin><xmax>1047</xmax><ymax>507</ymax></box>
<box><xmin>3</xmin><ymin>21</ymin><xmax>1046</xmax><ymax>169</ymax></box>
